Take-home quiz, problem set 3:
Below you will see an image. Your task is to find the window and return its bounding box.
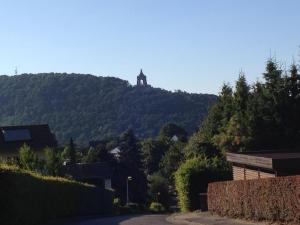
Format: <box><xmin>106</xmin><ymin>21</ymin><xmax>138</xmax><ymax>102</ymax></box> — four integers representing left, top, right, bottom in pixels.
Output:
<box><xmin>2</xmin><ymin>129</ymin><xmax>32</xmax><ymax>142</ymax></box>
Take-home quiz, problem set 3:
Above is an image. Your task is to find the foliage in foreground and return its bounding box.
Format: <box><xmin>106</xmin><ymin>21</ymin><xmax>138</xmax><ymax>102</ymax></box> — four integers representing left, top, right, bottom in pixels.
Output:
<box><xmin>175</xmin><ymin>157</ymin><xmax>231</xmax><ymax>212</ymax></box>
<box><xmin>0</xmin><ymin>164</ymin><xmax>113</xmax><ymax>225</ymax></box>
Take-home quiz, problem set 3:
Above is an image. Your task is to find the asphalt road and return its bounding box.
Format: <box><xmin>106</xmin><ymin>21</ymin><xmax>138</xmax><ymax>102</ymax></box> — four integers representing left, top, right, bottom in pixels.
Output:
<box><xmin>53</xmin><ymin>214</ymin><xmax>175</xmax><ymax>225</ymax></box>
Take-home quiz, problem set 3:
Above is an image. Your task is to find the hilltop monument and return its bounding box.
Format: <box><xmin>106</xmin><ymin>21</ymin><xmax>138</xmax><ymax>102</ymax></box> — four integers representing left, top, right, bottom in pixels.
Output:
<box><xmin>136</xmin><ymin>69</ymin><xmax>148</xmax><ymax>86</ymax></box>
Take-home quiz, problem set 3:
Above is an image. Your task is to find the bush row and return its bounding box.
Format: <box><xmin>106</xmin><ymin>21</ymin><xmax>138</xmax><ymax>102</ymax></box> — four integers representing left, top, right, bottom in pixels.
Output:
<box><xmin>208</xmin><ymin>176</ymin><xmax>300</xmax><ymax>224</ymax></box>
<box><xmin>0</xmin><ymin>165</ymin><xmax>113</xmax><ymax>225</ymax></box>
<box><xmin>175</xmin><ymin>157</ymin><xmax>231</xmax><ymax>212</ymax></box>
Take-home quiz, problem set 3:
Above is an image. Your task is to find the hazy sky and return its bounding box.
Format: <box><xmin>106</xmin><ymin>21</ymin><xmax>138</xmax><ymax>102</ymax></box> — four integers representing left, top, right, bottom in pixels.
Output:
<box><xmin>0</xmin><ymin>0</ymin><xmax>299</xmax><ymax>94</ymax></box>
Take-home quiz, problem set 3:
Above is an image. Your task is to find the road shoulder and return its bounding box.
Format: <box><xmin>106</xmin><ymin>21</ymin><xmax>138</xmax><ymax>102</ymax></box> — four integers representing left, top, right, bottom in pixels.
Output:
<box><xmin>167</xmin><ymin>211</ymin><xmax>269</xmax><ymax>225</ymax></box>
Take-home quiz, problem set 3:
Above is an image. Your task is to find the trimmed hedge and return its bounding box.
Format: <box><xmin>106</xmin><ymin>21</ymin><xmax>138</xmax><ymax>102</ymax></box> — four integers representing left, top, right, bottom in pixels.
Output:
<box><xmin>175</xmin><ymin>157</ymin><xmax>231</xmax><ymax>212</ymax></box>
<box><xmin>0</xmin><ymin>165</ymin><xmax>113</xmax><ymax>225</ymax></box>
<box><xmin>208</xmin><ymin>176</ymin><xmax>300</xmax><ymax>224</ymax></box>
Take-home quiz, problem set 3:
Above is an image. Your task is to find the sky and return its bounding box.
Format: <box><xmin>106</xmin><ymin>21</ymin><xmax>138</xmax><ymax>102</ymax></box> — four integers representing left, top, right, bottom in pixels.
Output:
<box><xmin>0</xmin><ymin>0</ymin><xmax>299</xmax><ymax>94</ymax></box>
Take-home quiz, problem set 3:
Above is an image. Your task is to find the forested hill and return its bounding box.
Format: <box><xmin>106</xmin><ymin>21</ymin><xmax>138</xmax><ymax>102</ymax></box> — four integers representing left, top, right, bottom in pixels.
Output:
<box><xmin>0</xmin><ymin>73</ymin><xmax>217</xmax><ymax>145</ymax></box>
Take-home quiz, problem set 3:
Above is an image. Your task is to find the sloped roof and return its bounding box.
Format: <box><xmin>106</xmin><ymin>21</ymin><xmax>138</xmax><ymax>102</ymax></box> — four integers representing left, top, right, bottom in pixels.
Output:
<box><xmin>0</xmin><ymin>124</ymin><xmax>57</xmax><ymax>153</ymax></box>
<box><xmin>227</xmin><ymin>151</ymin><xmax>300</xmax><ymax>171</ymax></box>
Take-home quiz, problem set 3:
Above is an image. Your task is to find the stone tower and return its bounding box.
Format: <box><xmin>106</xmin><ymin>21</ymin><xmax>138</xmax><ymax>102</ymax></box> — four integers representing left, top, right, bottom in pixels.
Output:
<box><xmin>136</xmin><ymin>69</ymin><xmax>147</xmax><ymax>86</ymax></box>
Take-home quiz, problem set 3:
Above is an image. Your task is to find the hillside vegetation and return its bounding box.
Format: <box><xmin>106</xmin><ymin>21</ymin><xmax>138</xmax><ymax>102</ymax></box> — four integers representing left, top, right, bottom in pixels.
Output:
<box><xmin>0</xmin><ymin>73</ymin><xmax>216</xmax><ymax>145</ymax></box>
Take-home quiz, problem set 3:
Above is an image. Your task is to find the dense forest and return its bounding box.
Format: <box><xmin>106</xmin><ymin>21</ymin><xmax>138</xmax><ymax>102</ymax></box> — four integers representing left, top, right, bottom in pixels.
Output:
<box><xmin>0</xmin><ymin>73</ymin><xmax>216</xmax><ymax>145</ymax></box>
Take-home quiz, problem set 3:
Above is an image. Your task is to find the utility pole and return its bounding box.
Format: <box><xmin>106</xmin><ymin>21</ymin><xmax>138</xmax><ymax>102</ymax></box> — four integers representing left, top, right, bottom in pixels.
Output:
<box><xmin>126</xmin><ymin>176</ymin><xmax>132</xmax><ymax>205</ymax></box>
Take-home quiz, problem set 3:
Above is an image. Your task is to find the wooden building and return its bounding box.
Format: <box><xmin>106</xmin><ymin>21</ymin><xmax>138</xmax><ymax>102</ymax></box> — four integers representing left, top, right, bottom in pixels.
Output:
<box><xmin>0</xmin><ymin>124</ymin><xmax>57</xmax><ymax>159</ymax></box>
<box><xmin>227</xmin><ymin>152</ymin><xmax>300</xmax><ymax>180</ymax></box>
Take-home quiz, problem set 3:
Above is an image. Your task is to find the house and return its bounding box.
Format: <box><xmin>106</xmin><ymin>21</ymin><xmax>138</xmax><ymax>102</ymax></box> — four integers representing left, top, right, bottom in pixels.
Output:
<box><xmin>62</xmin><ymin>162</ymin><xmax>112</xmax><ymax>189</ymax></box>
<box><xmin>227</xmin><ymin>151</ymin><xmax>300</xmax><ymax>180</ymax></box>
<box><xmin>171</xmin><ymin>135</ymin><xmax>179</xmax><ymax>142</ymax></box>
<box><xmin>0</xmin><ymin>124</ymin><xmax>57</xmax><ymax>159</ymax></box>
<box><xmin>109</xmin><ymin>147</ymin><xmax>121</xmax><ymax>160</ymax></box>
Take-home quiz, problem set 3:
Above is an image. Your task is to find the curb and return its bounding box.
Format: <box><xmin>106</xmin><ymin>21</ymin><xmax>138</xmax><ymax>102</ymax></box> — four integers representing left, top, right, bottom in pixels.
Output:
<box><xmin>166</xmin><ymin>213</ymin><xmax>204</xmax><ymax>225</ymax></box>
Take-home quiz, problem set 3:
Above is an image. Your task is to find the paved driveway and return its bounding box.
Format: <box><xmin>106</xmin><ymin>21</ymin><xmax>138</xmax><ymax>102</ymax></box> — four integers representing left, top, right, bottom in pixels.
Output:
<box><xmin>51</xmin><ymin>214</ymin><xmax>175</xmax><ymax>225</ymax></box>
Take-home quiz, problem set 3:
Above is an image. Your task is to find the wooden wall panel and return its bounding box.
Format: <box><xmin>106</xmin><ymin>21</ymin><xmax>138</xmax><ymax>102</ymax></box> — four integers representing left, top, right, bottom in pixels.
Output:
<box><xmin>232</xmin><ymin>165</ymin><xmax>275</xmax><ymax>180</ymax></box>
<box><xmin>233</xmin><ymin>166</ymin><xmax>245</xmax><ymax>180</ymax></box>
<box><xmin>260</xmin><ymin>171</ymin><xmax>275</xmax><ymax>179</ymax></box>
<box><xmin>245</xmin><ymin>168</ymin><xmax>259</xmax><ymax>180</ymax></box>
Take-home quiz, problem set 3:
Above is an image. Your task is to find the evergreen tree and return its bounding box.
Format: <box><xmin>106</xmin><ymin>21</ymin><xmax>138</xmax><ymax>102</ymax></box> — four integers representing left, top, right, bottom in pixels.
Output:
<box><xmin>69</xmin><ymin>138</ymin><xmax>76</xmax><ymax>164</ymax></box>
<box><xmin>141</xmin><ymin>139</ymin><xmax>169</xmax><ymax>175</ymax></box>
<box><xmin>234</xmin><ymin>73</ymin><xmax>249</xmax><ymax>113</ymax></box>
<box><xmin>289</xmin><ymin>64</ymin><xmax>299</xmax><ymax>98</ymax></box>
<box><xmin>114</xmin><ymin>129</ymin><xmax>147</xmax><ymax>204</ymax></box>
<box><xmin>219</xmin><ymin>84</ymin><xmax>234</xmax><ymax>129</ymax></box>
<box><xmin>44</xmin><ymin>147</ymin><xmax>61</xmax><ymax>176</ymax></box>
<box><xmin>60</xmin><ymin>137</ymin><xmax>77</xmax><ymax>164</ymax></box>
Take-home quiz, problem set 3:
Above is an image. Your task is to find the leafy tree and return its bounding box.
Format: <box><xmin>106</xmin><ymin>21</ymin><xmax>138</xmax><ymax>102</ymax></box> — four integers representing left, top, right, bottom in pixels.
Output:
<box><xmin>82</xmin><ymin>146</ymin><xmax>114</xmax><ymax>163</ymax></box>
<box><xmin>141</xmin><ymin>139</ymin><xmax>169</xmax><ymax>175</ymax></box>
<box><xmin>159</xmin><ymin>141</ymin><xmax>185</xmax><ymax>181</ymax></box>
<box><xmin>81</xmin><ymin>148</ymin><xmax>99</xmax><ymax>163</ymax></box>
<box><xmin>158</xmin><ymin>123</ymin><xmax>188</xmax><ymax>142</ymax></box>
<box><xmin>19</xmin><ymin>144</ymin><xmax>40</xmax><ymax>171</ymax></box>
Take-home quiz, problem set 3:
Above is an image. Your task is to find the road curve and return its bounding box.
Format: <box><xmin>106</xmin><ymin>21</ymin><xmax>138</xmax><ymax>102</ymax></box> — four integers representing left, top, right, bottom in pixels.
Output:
<box><xmin>54</xmin><ymin>214</ymin><xmax>176</xmax><ymax>225</ymax></box>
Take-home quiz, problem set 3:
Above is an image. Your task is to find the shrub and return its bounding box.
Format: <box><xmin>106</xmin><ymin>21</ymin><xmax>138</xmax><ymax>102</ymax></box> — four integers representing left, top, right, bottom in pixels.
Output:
<box><xmin>0</xmin><ymin>164</ymin><xmax>113</xmax><ymax>225</ymax></box>
<box><xmin>113</xmin><ymin>197</ymin><xmax>121</xmax><ymax>207</ymax></box>
<box><xmin>113</xmin><ymin>198</ymin><xmax>122</xmax><ymax>215</ymax></box>
<box><xmin>149</xmin><ymin>202</ymin><xmax>165</xmax><ymax>213</ymax></box>
<box><xmin>175</xmin><ymin>157</ymin><xmax>230</xmax><ymax>212</ymax></box>
<box><xmin>147</xmin><ymin>172</ymin><xmax>170</xmax><ymax>209</ymax></box>
<box><xmin>208</xmin><ymin>176</ymin><xmax>300</xmax><ymax>223</ymax></box>
<box><xmin>19</xmin><ymin>144</ymin><xmax>41</xmax><ymax>171</ymax></box>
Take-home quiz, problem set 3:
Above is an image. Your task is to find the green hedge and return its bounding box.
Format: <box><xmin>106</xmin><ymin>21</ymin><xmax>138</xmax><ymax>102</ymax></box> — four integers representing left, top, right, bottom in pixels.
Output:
<box><xmin>175</xmin><ymin>157</ymin><xmax>230</xmax><ymax>212</ymax></box>
<box><xmin>0</xmin><ymin>165</ymin><xmax>113</xmax><ymax>225</ymax></box>
<box><xmin>208</xmin><ymin>176</ymin><xmax>300</xmax><ymax>223</ymax></box>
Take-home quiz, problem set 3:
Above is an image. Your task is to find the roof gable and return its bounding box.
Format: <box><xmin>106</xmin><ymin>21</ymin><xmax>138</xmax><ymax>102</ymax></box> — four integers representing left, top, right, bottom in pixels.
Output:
<box><xmin>0</xmin><ymin>124</ymin><xmax>57</xmax><ymax>153</ymax></box>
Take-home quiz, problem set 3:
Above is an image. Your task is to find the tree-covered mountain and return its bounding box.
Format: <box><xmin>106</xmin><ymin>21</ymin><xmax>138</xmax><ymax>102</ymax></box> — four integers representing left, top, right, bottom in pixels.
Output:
<box><xmin>0</xmin><ymin>73</ymin><xmax>217</xmax><ymax>145</ymax></box>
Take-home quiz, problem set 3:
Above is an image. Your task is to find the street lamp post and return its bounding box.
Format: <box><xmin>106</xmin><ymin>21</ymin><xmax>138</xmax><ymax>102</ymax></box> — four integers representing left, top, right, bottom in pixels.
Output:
<box><xmin>126</xmin><ymin>176</ymin><xmax>132</xmax><ymax>205</ymax></box>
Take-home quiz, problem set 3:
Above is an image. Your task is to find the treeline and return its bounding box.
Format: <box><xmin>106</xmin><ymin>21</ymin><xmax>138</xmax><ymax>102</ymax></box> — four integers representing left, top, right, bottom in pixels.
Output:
<box><xmin>4</xmin><ymin>124</ymin><xmax>187</xmax><ymax>211</ymax></box>
<box><xmin>0</xmin><ymin>73</ymin><xmax>216</xmax><ymax>145</ymax></box>
<box><xmin>186</xmin><ymin>59</ymin><xmax>300</xmax><ymax>155</ymax></box>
